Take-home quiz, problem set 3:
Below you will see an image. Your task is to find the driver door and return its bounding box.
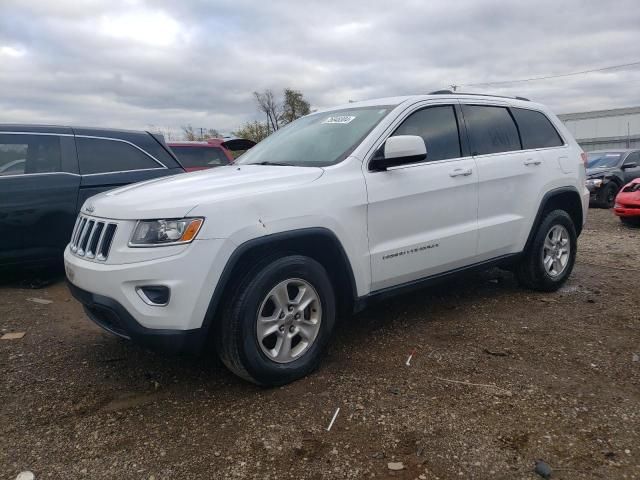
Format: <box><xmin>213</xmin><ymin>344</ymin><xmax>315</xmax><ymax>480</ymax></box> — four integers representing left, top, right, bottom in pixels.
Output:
<box><xmin>622</xmin><ymin>151</ymin><xmax>640</xmax><ymax>183</ymax></box>
<box><xmin>364</xmin><ymin>103</ymin><xmax>479</xmax><ymax>291</ymax></box>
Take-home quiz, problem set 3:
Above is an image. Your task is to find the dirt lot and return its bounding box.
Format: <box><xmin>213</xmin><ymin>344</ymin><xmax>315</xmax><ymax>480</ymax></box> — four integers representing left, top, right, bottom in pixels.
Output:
<box><xmin>1</xmin><ymin>209</ymin><xmax>639</xmax><ymax>480</ymax></box>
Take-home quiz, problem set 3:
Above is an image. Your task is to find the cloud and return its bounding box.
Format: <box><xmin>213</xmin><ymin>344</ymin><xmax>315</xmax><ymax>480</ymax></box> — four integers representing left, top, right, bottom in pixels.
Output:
<box><xmin>1</xmin><ymin>0</ymin><xmax>639</xmax><ymax>137</ymax></box>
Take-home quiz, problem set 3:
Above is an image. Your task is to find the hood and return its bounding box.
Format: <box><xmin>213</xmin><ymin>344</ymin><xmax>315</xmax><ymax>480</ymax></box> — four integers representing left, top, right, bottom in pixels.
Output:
<box><xmin>586</xmin><ymin>166</ymin><xmax>616</xmax><ymax>178</ymax></box>
<box><xmin>83</xmin><ymin>165</ymin><xmax>324</xmax><ymax>220</ymax></box>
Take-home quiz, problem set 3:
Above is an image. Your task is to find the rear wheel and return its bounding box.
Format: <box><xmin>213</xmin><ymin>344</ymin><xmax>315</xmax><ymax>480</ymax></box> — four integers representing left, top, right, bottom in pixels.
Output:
<box><xmin>516</xmin><ymin>210</ymin><xmax>577</xmax><ymax>292</ymax></box>
<box><xmin>216</xmin><ymin>255</ymin><xmax>336</xmax><ymax>386</ymax></box>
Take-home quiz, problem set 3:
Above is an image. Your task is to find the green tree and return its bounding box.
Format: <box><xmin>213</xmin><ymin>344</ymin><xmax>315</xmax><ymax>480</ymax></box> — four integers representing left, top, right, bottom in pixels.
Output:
<box><xmin>232</xmin><ymin>120</ymin><xmax>271</xmax><ymax>144</ymax></box>
<box><xmin>281</xmin><ymin>88</ymin><xmax>311</xmax><ymax>125</ymax></box>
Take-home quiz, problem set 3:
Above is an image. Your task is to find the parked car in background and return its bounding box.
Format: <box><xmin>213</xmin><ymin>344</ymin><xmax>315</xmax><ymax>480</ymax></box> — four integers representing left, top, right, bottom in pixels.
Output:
<box><xmin>613</xmin><ymin>178</ymin><xmax>640</xmax><ymax>226</ymax></box>
<box><xmin>65</xmin><ymin>92</ymin><xmax>588</xmax><ymax>386</ymax></box>
<box><xmin>0</xmin><ymin>125</ymin><xmax>185</xmax><ymax>268</ymax></box>
<box><xmin>585</xmin><ymin>149</ymin><xmax>640</xmax><ymax>208</ymax></box>
<box><xmin>168</xmin><ymin>138</ymin><xmax>256</xmax><ymax>172</ymax></box>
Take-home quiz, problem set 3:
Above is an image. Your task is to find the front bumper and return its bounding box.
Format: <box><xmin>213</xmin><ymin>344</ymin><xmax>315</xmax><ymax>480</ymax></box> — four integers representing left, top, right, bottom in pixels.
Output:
<box><xmin>613</xmin><ymin>204</ymin><xmax>640</xmax><ymax>217</ymax></box>
<box><xmin>68</xmin><ymin>282</ymin><xmax>205</xmax><ymax>354</ymax></box>
<box><xmin>64</xmin><ymin>238</ymin><xmax>231</xmax><ymax>353</ymax></box>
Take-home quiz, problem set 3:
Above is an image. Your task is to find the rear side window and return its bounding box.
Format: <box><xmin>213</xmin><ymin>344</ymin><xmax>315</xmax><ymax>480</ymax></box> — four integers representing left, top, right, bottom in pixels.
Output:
<box><xmin>511</xmin><ymin>108</ymin><xmax>563</xmax><ymax>149</ymax></box>
<box><xmin>462</xmin><ymin>105</ymin><xmax>521</xmax><ymax>155</ymax></box>
<box><xmin>0</xmin><ymin>134</ymin><xmax>61</xmax><ymax>176</ymax></box>
<box><xmin>170</xmin><ymin>146</ymin><xmax>230</xmax><ymax>169</ymax></box>
<box><xmin>76</xmin><ymin>137</ymin><xmax>161</xmax><ymax>175</ymax></box>
<box><xmin>392</xmin><ymin>105</ymin><xmax>461</xmax><ymax>161</ymax></box>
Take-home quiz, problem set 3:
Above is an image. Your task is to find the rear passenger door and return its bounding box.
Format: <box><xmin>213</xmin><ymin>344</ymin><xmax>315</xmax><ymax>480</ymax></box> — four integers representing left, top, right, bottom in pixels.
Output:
<box><xmin>74</xmin><ymin>132</ymin><xmax>182</xmax><ymax>208</ymax></box>
<box><xmin>461</xmin><ymin>104</ymin><xmax>551</xmax><ymax>260</ymax></box>
<box><xmin>0</xmin><ymin>130</ymin><xmax>80</xmax><ymax>265</ymax></box>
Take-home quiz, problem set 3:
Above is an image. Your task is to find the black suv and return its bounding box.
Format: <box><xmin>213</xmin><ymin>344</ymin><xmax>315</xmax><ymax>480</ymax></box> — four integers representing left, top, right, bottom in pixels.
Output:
<box><xmin>586</xmin><ymin>149</ymin><xmax>640</xmax><ymax>208</ymax></box>
<box><xmin>0</xmin><ymin>125</ymin><xmax>185</xmax><ymax>268</ymax></box>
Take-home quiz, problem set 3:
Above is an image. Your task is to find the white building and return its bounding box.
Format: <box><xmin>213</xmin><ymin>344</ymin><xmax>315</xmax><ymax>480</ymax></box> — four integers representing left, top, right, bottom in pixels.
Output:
<box><xmin>558</xmin><ymin>106</ymin><xmax>640</xmax><ymax>152</ymax></box>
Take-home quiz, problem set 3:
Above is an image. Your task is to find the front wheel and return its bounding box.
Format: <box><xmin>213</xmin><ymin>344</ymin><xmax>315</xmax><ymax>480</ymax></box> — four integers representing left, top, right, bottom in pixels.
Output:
<box><xmin>599</xmin><ymin>183</ymin><xmax>619</xmax><ymax>208</ymax></box>
<box><xmin>621</xmin><ymin>217</ymin><xmax>640</xmax><ymax>227</ymax></box>
<box><xmin>216</xmin><ymin>255</ymin><xmax>336</xmax><ymax>386</ymax></box>
<box><xmin>516</xmin><ymin>210</ymin><xmax>577</xmax><ymax>292</ymax></box>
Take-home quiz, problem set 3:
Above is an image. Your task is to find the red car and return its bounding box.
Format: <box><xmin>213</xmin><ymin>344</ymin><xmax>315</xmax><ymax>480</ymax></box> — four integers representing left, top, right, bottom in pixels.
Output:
<box><xmin>168</xmin><ymin>138</ymin><xmax>255</xmax><ymax>172</ymax></box>
<box><xmin>613</xmin><ymin>178</ymin><xmax>640</xmax><ymax>226</ymax></box>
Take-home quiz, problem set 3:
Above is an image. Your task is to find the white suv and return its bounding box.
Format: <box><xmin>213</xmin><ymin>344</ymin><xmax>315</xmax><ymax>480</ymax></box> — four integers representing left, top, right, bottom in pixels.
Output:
<box><xmin>64</xmin><ymin>92</ymin><xmax>589</xmax><ymax>385</ymax></box>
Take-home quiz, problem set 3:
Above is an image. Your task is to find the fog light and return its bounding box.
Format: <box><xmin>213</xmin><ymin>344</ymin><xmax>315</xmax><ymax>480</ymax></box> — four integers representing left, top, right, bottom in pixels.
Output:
<box><xmin>136</xmin><ymin>285</ymin><xmax>170</xmax><ymax>306</ymax></box>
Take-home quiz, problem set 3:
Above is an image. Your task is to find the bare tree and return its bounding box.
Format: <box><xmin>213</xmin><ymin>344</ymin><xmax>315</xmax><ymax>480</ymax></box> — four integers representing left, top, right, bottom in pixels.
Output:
<box><xmin>254</xmin><ymin>90</ymin><xmax>281</xmax><ymax>132</ymax></box>
<box><xmin>181</xmin><ymin>125</ymin><xmax>222</xmax><ymax>141</ymax></box>
<box><xmin>181</xmin><ymin>124</ymin><xmax>197</xmax><ymax>141</ymax></box>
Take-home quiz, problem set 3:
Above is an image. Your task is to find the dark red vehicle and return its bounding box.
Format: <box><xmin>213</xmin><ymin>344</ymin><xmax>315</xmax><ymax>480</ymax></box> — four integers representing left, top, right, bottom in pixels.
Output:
<box><xmin>613</xmin><ymin>178</ymin><xmax>640</xmax><ymax>226</ymax></box>
<box><xmin>168</xmin><ymin>138</ymin><xmax>255</xmax><ymax>172</ymax></box>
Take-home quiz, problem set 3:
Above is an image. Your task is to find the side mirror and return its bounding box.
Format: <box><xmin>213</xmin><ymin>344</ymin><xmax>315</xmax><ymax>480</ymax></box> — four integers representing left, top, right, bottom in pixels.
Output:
<box><xmin>369</xmin><ymin>135</ymin><xmax>427</xmax><ymax>171</ymax></box>
<box><xmin>622</xmin><ymin>162</ymin><xmax>637</xmax><ymax>170</ymax></box>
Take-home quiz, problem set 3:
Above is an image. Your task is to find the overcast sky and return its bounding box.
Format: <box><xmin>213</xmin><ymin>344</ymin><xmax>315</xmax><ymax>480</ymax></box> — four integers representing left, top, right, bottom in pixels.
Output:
<box><xmin>1</xmin><ymin>0</ymin><xmax>639</xmax><ymax>137</ymax></box>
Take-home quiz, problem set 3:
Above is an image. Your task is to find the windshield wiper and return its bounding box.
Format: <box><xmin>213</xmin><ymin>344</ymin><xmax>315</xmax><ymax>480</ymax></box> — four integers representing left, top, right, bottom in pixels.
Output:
<box><xmin>250</xmin><ymin>161</ymin><xmax>295</xmax><ymax>166</ymax></box>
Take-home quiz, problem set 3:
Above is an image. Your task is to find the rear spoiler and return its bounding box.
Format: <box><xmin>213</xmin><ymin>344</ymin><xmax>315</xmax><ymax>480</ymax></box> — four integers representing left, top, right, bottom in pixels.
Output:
<box><xmin>221</xmin><ymin>138</ymin><xmax>256</xmax><ymax>151</ymax></box>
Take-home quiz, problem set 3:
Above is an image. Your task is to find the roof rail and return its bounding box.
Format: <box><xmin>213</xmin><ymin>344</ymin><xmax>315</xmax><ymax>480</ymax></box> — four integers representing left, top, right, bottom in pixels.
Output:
<box><xmin>428</xmin><ymin>90</ymin><xmax>530</xmax><ymax>101</ymax></box>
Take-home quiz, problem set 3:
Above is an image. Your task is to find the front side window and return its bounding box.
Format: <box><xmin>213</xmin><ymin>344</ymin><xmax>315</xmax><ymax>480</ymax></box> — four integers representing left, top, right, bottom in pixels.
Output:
<box><xmin>511</xmin><ymin>108</ymin><xmax>564</xmax><ymax>149</ymax></box>
<box><xmin>170</xmin><ymin>146</ymin><xmax>229</xmax><ymax>169</ymax></box>
<box><xmin>392</xmin><ymin>105</ymin><xmax>461</xmax><ymax>161</ymax></box>
<box><xmin>0</xmin><ymin>134</ymin><xmax>61</xmax><ymax>176</ymax></box>
<box><xmin>76</xmin><ymin>137</ymin><xmax>161</xmax><ymax>175</ymax></box>
<box><xmin>236</xmin><ymin>106</ymin><xmax>393</xmax><ymax>167</ymax></box>
<box><xmin>462</xmin><ymin>105</ymin><xmax>521</xmax><ymax>155</ymax></box>
<box><xmin>623</xmin><ymin>152</ymin><xmax>640</xmax><ymax>166</ymax></box>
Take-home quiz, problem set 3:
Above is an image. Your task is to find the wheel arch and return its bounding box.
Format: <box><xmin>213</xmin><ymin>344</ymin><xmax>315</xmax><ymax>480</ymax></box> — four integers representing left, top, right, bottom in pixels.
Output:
<box><xmin>525</xmin><ymin>186</ymin><xmax>584</xmax><ymax>253</ymax></box>
<box><xmin>201</xmin><ymin>227</ymin><xmax>359</xmax><ymax>341</ymax></box>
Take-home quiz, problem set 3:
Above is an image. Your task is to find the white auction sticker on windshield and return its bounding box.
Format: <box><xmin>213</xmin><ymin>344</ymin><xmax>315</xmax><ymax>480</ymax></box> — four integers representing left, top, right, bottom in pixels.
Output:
<box><xmin>323</xmin><ymin>115</ymin><xmax>356</xmax><ymax>124</ymax></box>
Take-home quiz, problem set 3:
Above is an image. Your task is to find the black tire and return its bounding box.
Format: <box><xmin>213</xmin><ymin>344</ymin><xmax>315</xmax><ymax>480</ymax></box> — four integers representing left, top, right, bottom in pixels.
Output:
<box><xmin>516</xmin><ymin>209</ymin><xmax>577</xmax><ymax>292</ymax></box>
<box><xmin>215</xmin><ymin>255</ymin><xmax>336</xmax><ymax>386</ymax></box>
<box><xmin>620</xmin><ymin>217</ymin><xmax>640</xmax><ymax>227</ymax></box>
<box><xmin>598</xmin><ymin>182</ymin><xmax>619</xmax><ymax>208</ymax></box>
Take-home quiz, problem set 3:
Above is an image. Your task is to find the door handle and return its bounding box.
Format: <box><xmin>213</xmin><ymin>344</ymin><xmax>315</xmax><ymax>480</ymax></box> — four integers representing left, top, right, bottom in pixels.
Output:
<box><xmin>524</xmin><ymin>159</ymin><xmax>542</xmax><ymax>166</ymax></box>
<box><xmin>449</xmin><ymin>168</ymin><xmax>473</xmax><ymax>177</ymax></box>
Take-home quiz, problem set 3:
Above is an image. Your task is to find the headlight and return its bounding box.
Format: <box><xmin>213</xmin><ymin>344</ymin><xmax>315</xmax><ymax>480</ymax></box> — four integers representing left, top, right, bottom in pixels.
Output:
<box><xmin>586</xmin><ymin>178</ymin><xmax>603</xmax><ymax>188</ymax></box>
<box><xmin>129</xmin><ymin>218</ymin><xmax>204</xmax><ymax>247</ymax></box>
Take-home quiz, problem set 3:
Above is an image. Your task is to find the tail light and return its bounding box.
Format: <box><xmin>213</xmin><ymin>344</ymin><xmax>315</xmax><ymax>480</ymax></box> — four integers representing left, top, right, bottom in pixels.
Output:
<box><xmin>580</xmin><ymin>152</ymin><xmax>588</xmax><ymax>167</ymax></box>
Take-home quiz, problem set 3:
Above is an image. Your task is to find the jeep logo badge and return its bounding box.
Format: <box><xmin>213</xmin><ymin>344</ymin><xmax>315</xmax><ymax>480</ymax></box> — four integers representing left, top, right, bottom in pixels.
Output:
<box><xmin>85</xmin><ymin>204</ymin><xmax>95</xmax><ymax>213</ymax></box>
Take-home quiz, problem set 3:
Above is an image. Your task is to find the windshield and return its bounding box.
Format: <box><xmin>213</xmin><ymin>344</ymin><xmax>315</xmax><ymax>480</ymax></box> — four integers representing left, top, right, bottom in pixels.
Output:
<box><xmin>587</xmin><ymin>152</ymin><xmax>622</xmax><ymax>169</ymax></box>
<box><xmin>236</xmin><ymin>106</ymin><xmax>393</xmax><ymax>167</ymax></box>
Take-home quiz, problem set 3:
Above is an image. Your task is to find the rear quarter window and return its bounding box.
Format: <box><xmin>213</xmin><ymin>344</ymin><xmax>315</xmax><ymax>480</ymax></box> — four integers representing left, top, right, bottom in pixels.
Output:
<box><xmin>76</xmin><ymin>137</ymin><xmax>162</xmax><ymax>175</ymax></box>
<box><xmin>461</xmin><ymin>105</ymin><xmax>521</xmax><ymax>155</ymax></box>
<box><xmin>170</xmin><ymin>146</ymin><xmax>230</xmax><ymax>169</ymax></box>
<box><xmin>511</xmin><ymin>108</ymin><xmax>564</xmax><ymax>149</ymax></box>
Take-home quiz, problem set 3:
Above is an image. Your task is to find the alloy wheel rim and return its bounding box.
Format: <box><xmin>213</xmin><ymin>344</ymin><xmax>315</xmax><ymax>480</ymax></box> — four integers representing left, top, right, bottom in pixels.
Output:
<box><xmin>542</xmin><ymin>225</ymin><xmax>570</xmax><ymax>277</ymax></box>
<box><xmin>256</xmin><ymin>278</ymin><xmax>322</xmax><ymax>364</ymax></box>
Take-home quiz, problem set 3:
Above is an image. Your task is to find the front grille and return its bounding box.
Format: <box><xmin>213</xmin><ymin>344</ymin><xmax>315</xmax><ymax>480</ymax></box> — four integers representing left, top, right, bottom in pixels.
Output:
<box><xmin>70</xmin><ymin>214</ymin><xmax>117</xmax><ymax>261</ymax></box>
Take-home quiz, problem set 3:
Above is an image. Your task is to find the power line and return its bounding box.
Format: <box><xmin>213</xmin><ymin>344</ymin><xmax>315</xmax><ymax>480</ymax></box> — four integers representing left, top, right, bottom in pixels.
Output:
<box><xmin>461</xmin><ymin>60</ymin><xmax>640</xmax><ymax>88</ymax></box>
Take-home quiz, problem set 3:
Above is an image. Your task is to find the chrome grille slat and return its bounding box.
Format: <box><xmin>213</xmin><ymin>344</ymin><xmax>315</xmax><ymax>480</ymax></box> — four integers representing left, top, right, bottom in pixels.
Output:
<box><xmin>69</xmin><ymin>214</ymin><xmax>117</xmax><ymax>262</ymax></box>
<box><xmin>77</xmin><ymin>220</ymin><xmax>95</xmax><ymax>256</ymax></box>
<box><xmin>94</xmin><ymin>225</ymin><xmax>108</xmax><ymax>260</ymax></box>
<box><xmin>86</xmin><ymin>222</ymin><xmax>104</xmax><ymax>258</ymax></box>
<box><xmin>72</xmin><ymin>218</ymin><xmax>88</xmax><ymax>252</ymax></box>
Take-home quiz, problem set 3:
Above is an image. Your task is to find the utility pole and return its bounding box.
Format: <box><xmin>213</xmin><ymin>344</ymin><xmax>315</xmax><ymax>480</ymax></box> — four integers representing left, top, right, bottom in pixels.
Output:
<box><xmin>449</xmin><ymin>84</ymin><xmax>458</xmax><ymax>92</ymax></box>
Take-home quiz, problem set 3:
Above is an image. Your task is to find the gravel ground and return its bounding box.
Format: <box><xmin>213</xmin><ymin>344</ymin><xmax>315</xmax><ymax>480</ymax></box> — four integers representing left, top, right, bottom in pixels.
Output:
<box><xmin>1</xmin><ymin>209</ymin><xmax>639</xmax><ymax>480</ymax></box>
